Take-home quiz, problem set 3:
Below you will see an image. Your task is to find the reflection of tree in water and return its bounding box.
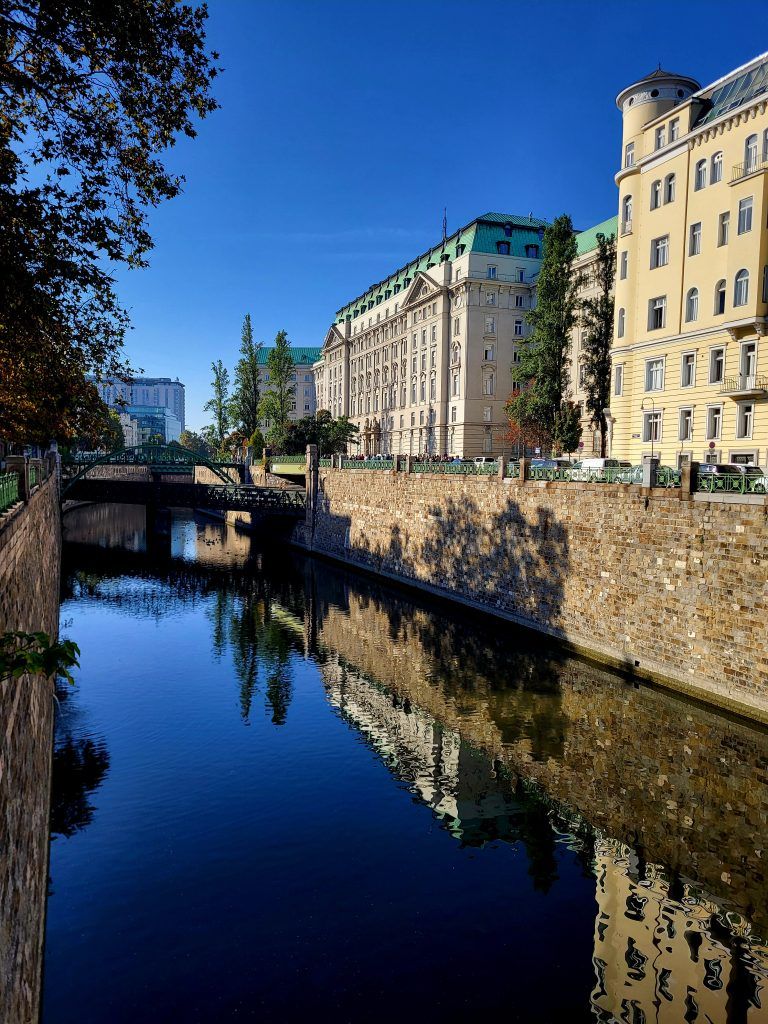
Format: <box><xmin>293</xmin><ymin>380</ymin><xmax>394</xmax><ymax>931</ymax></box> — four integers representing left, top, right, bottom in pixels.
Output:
<box><xmin>50</xmin><ymin>737</ymin><xmax>110</xmax><ymax>838</ymax></box>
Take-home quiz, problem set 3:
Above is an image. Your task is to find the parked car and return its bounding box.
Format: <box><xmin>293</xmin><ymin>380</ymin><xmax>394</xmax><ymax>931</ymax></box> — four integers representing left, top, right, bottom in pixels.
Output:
<box><xmin>473</xmin><ymin>456</ymin><xmax>496</xmax><ymax>465</ymax></box>
<box><xmin>570</xmin><ymin>458</ymin><xmax>622</xmax><ymax>482</ymax></box>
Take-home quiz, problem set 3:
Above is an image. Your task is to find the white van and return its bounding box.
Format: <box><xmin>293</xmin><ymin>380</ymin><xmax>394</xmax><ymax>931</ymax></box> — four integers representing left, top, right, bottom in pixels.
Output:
<box><xmin>570</xmin><ymin>458</ymin><xmax>622</xmax><ymax>482</ymax></box>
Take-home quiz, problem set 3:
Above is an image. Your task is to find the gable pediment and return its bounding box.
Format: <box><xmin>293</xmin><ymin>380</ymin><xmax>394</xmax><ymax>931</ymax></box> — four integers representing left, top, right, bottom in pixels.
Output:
<box><xmin>402</xmin><ymin>272</ymin><xmax>437</xmax><ymax>307</ymax></box>
<box><xmin>323</xmin><ymin>324</ymin><xmax>345</xmax><ymax>351</ymax></box>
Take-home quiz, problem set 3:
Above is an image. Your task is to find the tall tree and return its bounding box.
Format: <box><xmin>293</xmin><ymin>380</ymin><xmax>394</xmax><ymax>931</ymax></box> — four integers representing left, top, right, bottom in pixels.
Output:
<box><xmin>506</xmin><ymin>215</ymin><xmax>580</xmax><ymax>449</ymax></box>
<box><xmin>230</xmin><ymin>314</ymin><xmax>263</xmax><ymax>438</ymax></box>
<box><xmin>580</xmin><ymin>232</ymin><xmax>616</xmax><ymax>457</ymax></box>
<box><xmin>204</xmin><ymin>360</ymin><xmax>230</xmax><ymax>452</ymax></box>
<box><xmin>552</xmin><ymin>401</ymin><xmax>582</xmax><ymax>457</ymax></box>
<box><xmin>259</xmin><ymin>331</ymin><xmax>295</xmax><ymax>448</ymax></box>
<box><xmin>0</xmin><ymin>1</ymin><xmax>219</xmax><ymax>441</ymax></box>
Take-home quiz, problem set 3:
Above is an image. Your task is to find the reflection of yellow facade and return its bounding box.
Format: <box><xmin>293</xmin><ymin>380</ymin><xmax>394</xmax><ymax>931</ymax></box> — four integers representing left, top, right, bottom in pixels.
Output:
<box><xmin>612</xmin><ymin>54</ymin><xmax>768</xmax><ymax>466</ymax></box>
<box><xmin>592</xmin><ymin>839</ymin><xmax>768</xmax><ymax>1022</ymax></box>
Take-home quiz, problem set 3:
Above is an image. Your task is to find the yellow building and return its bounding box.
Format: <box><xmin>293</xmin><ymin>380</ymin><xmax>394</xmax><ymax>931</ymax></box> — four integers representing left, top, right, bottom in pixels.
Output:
<box><xmin>612</xmin><ymin>54</ymin><xmax>768</xmax><ymax>467</ymax></box>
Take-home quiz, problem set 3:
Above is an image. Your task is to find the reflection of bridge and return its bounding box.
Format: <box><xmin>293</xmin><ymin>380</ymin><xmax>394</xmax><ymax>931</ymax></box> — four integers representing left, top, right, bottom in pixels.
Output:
<box><xmin>61</xmin><ymin>445</ymin><xmax>306</xmax><ymax>518</ymax></box>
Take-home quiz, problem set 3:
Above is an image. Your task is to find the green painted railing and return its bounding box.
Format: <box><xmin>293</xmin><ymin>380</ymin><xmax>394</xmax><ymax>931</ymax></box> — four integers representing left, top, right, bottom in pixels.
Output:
<box><xmin>655</xmin><ymin>466</ymin><xmax>681</xmax><ymax>488</ymax></box>
<box><xmin>0</xmin><ymin>472</ymin><xmax>19</xmax><ymax>513</ymax></box>
<box><xmin>341</xmin><ymin>459</ymin><xmax>394</xmax><ymax>470</ymax></box>
<box><xmin>528</xmin><ymin>466</ymin><xmax>574</xmax><ymax>482</ymax></box>
<box><xmin>507</xmin><ymin>462</ymin><xmax>521</xmax><ymax>479</ymax></box>
<box><xmin>696</xmin><ymin>472</ymin><xmax>767</xmax><ymax>494</ymax></box>
<box><xmin>29</xmin><ymin>465</ymin><xmax>38</xmax><ymax>488</ymax></box>
<box><xmin>413</xmin><ymin>461</ymin><xmax>498</xmax><ymax>475</ymax></box>
<box><xmin>318</xmin><ymin>458</ymin><xmax>332</xmax><ymax>467</ymax></box>
<box><xmin>269</xmin><ymin>454</ymin><xmax>307</xmax><ymax>464</ymax></box>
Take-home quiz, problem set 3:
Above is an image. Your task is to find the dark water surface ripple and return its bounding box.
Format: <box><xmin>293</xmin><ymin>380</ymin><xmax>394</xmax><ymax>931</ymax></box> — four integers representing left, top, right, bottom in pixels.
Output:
<box><xmin>42</xmin><ymin>505</ymin><xmax>768</xmax><ymax>1023</ymax></box>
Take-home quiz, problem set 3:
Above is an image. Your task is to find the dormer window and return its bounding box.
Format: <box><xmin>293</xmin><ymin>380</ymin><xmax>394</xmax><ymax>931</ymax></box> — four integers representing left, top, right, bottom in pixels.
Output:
<box><xmin>456</xmin><ymin>244</ymin><xmax>465</xmax><ymax>256</ymax></box>
<box><xmin>497</xmin><ymin>241</ymin><xmax>510</xmax><ymax>255</ymax></box>
<box><xmin>525</xmin><ymin>244</ymin><xmax>539</xmax><ymax>258</ymax></box>
<box><xmin>503</xmin><ymin>222</ymin><xmax>513</xmax><ymax>237</ymax></box>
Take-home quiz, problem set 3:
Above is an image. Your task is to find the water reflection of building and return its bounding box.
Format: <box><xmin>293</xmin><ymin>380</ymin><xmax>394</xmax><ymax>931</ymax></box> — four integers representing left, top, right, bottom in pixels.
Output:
<box><xmin>592</xmin><ymin>838</ymin><xmax>768</xmax><ymax>1022</ymax></box>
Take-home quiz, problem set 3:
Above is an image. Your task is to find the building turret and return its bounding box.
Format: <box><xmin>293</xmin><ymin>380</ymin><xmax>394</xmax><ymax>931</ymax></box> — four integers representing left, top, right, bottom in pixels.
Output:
<box><xmin>616</xmin><ymin>68</ymin><xmax>700</xmax><ymax>167</ymax></box>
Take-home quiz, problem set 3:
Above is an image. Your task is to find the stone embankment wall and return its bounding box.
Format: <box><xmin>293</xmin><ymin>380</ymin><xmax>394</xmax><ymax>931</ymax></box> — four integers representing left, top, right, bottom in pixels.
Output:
<box><xmin>0</xmin><ymin>474</ymin><xmax>61</xmax><ymax>1023</ymax></box>
<box><xmin>298</xmin><ymin>468</ymin><xmax>768</xmax><ymax>721</ymax></box>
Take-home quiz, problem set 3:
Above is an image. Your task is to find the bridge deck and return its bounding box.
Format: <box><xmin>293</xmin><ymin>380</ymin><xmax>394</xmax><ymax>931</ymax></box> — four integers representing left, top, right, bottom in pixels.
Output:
<box><xmin>64</xmin><ymin>478</ymin><xmax>305</xmax><ymax>516</ymax></box>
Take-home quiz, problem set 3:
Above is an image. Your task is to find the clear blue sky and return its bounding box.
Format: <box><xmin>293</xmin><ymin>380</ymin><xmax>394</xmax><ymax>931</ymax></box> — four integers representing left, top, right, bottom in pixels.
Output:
<box><xmin>114</xmin><ymin>0</ymin><xmax>767</xmax><ymax>430</ymax></box>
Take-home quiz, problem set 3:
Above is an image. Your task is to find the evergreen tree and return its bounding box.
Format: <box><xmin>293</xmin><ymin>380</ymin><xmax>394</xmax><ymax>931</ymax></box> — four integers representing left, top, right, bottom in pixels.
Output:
<box><xmin>203</xmin><ymin>359</ymin><xmax>230</xmax><ymax>452</ymax></box>
<box><xmin>230</xmin><ymin>314</ymin><xmax>263</xmax><ymax>438</ymax></box>
<box><xmin>552</xmin><ymin>401</ymin><xmax>582</xmax><ymax>456</ymax></box>
<box><xmin>506</xmin><ymin>215</ymin><xmax>580</xmax><ymax>449</ymax></box>
<box><xmin>259</xmin><ymin>331</ymin><xmax>295</xmax><ymax>448</ymax></box>
<box><xmin>580</xmin><ymin>232</ymin><xmax>616</xmax><ymax>457</ymax></box>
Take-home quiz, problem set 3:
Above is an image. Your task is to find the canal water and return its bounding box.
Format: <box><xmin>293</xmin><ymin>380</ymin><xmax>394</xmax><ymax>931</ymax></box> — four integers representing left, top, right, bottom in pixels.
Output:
<box><xmin>43</xmin><ymin>505</ymin><xmax>768</xmax><ymax>1022</ymax></box>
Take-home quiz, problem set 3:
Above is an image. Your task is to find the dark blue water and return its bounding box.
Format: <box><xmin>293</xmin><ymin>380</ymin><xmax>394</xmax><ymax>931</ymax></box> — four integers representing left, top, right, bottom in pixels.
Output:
<box><xmin>43</xmin><ymin>506</ymin><xmax>768</xmax><ymax>1022</ymax></box>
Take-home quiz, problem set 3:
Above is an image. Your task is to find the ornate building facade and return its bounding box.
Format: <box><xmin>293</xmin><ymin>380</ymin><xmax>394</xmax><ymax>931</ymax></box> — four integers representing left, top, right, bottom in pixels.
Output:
<box><xmin>313</xmin><ymin>213</ymin><xmax>547</xmax><ymax>458</ymax></box>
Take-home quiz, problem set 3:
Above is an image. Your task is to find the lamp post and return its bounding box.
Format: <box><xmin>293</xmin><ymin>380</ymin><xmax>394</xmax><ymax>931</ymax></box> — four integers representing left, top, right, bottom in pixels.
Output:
<box><xmin>640</xmin><ymin>397</ymin><xmax>656</xmax><ymax>461</ymax></box>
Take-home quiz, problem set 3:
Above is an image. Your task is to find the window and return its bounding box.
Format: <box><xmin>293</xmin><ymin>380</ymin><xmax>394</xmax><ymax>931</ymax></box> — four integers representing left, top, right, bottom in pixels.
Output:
<box><xmin>734</xmin><ymin>269</ymin><xmax>749</xmax><ymax>307</ymax></box>
<box><xmin>483</xmin><ymin>345</ymin><xmax>495</xmax><ymax>361</ymax></box>
<box><xmin>651</xmin><ymin>235</ymin><xmax>669</xmax><ymax>268</ymax></box>
<box><xmin>483</xmin><ymin>407</ymin><xmax>492</xmax><ymax>422</ymax></box>
<box><xmin>709</xmin><ymin>348</ymin><xmax>725</xmax><ymax>384</ymax></box>
<box><xmin>681</xmin><ymin>352</ymin><xmax>696</xmax><ymax>386</ymax></box>
<box><xmin>645</xmin><ymin>358</ymin><xmax>665</xmax><ymax>391</ymax></box>
<box><xmin>650</xmin><ymin>180</ymin><xmax>661</xmax><ymax>210</ymax></box>
<box><xmin>648</xmin><ymin>296</ymin><xmax>666</xmax><ymax>330</ymax></box>
<box><xmin>715</xmin><ymin>279</ymin><xmax>726</xmax><ymax>315</ymax></box>
<box><xmin>738</xmin><ymin>197</ymin><xmax>753</xmax><ymax>234</ymax></box>
<box><xmin>643</xmin><ymin>410</ymin><xmax>662</xmax><ymax>442</ymax></box>
<box><xmin>622</xmin><ymin>195</ymin><xmax>632</xmax><ymax>232</ymax></box>
<box><xmin>679</xmin><ymin>408</ymin><xmax>693</xmax><ymax>441</ymax></box>
<box><xmin>718</xmin><ymin>211</ymin><xmax>730</xmax><ymax>246</ymax></box>
<box><xmin>620</xmin><ymin>250</ymin><xmax>628</xmax><ymax>279</ymax></box>
<box><xmin>484</xmin><ymin>315</ymin><xmax>496</xmax><ymax>335</ymax></box>
<box><xmin>515</xmin><ymin>294</ymin><xmax>524</xmax><ymax>308</ymax></box>
<box><xmin>685</xmin><ymin>288</ymin><xmax>699</xmax><ymax>322</ymax></box>
<box><xmin>411</xmin><ymin>382</ymin><xmax>416</xmax><ymax>404</ymax></box>
<box><xmin>453</xmin><ymin>317</ymin><xmax>460</xmax><ymax>336</ymax></box>
<box><xmin>451</xmin><ymin>406</ymin><xmax>457</xmax><ymax>422</ymax></box>
<box><xmin>694</xmin><ymin>159</ymin><xmax>707</xmax><ymax>190</ymax></box>
<box><xmin>483</xmin><ymin>374</ymin><xmax>495</xmax><ymax>396</ymax></box>
<box><xmin>655</xmin><ymin>126</ymin><xmax>665</xmax><ymax>150</ymax></box>
<box><xmin>430</xmin><ymin>376</ymin><xmax>436</xmax><ymax>401</ymax></box>
<box><xmin>745</xmin><ymin>133</ymin><xmax>758</xmax><ymax>172</ymax></box>
<box><xmin>614</xmin><ymin>364</ymin><xmax>624</xmax><ymax>396</ymax></box>
<box><xmin>669</xmin><ymin>118</ymin><xmax>680</xmax><ymax>142</ymax></box>
<box><xmin>485</xmin><ymin>291</ymin><xmax>497</xmax><ymax>306</ymax></box>
<box><xmin>706</xmin><ymin>406</ymin><xmax>722</xmax><ymax>439</ymax></box>
<box><xmin>624</xmin><ymin>142</ymin><xmax>635</xmax><ymax>167</ymax></box>
<box><xmin>737</xmin><ymin>402</ymin><xmax>754</xmax><ymax>439</ymax></box>
<box><xmin>452</xmin><ymin>373</ymin><xmax>459</xmax><ymax>397</ymax></box>
<box><xmin>689</xmin><ymin>222</ymin><xmax>701</xmax><ymax>256</ymax></box>
<box><xmin>617</xmin><ymin>307</ymin><xmax>625</xmax><ymax>338</ymax></box>
<box><xmin>497</xmin><ymin>241</ymin><xmax>510</xmax><ymax>255</ymax></box>
<box><xmin>487</xmin><ymin>265</ymin><xmax>497</xmax><ymax>279</ymax></box>
<box><xmin>483</xmin><ymin>429</ymin><xmax>493</xmax><ymax>453</ymax></box>
<box><xmin>525</xmin><ymin>244</ymin><xmax>539</xmax><ymax>258</ymax></box>
<box><xmin>431</xmin><ymin>324</ymin><xmax>436</xmax><ymax>342</ymax></box>
<box><xmin>664</xmin><ymin>174</ymin><xmax>676</xmax><ymax>203</ymax></box>
<box><xmin>516</xmin><ymin>268</ymin><xmax>525</xmax><ymax>282</ymax></box>
<box><xmin>711</xmin><ymin>151</ymin><xmax>723</xmax><ymax>183</ymax></box>
<box><xmin>514</xmin><ymin>319</ymin><xmax>523</xmax><ymax>336</ymax></box>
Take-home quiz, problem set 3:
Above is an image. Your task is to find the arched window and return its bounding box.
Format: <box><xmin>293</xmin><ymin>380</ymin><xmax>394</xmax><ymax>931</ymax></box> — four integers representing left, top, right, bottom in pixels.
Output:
<box><xmin>451</xmin><ymin>342</ymin><xmax>460</xmax><ymax>364</ymax></box>
<box><xmin>622</xmin><ymin>195</ymin><xmax>632</xmax><ymax>231</ymax></box>
<box><xmin>745</xmin><ymin>134</ymin><xmax>758</xmax><ymax>172</ymax></box>
<box><xmin>617</xmin><ymin>307</ymin><xmax>625</xmax><ymax>338</ymax></box>
<box><xmin>503</xmin><ymin>222</ymin><xmax>513</xmax><ymax>237</ymax></box>
<box><xmin>664</xmin><ymin>173</ymin><xmax>676</xmax><ymax>203</ymax></box>
<box><xmin>685</xmin><ymin>287</ymin><xmax>699</xmax><ymax>322</ymax></box>
<box><xmin>714</xmin><ymin>279</ymin><xmax>726</xmax><ymax>315</ymax></box>
<box><xmin>694</xmin><ymin>159</ymin><xmax>707</xmax><ymax>190</ymax></box>
<box><xmin>711</xmin><ymin>151</ymin><xmax>723</xmax><ymax>184</ymax></box>
<box><xmin>650</xmin><ymin>180</ymin><xmax>661</xmax><ymax>209</ymax></box>
<box><xmin>734</xmin><ymin>269</ymin><xmax>749</xmax><ymax>307</ymax></box>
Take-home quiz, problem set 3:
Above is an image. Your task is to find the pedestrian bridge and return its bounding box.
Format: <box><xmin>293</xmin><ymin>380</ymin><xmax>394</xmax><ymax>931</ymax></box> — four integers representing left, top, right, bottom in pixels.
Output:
<box><xmin>61</xmin><ymin>445</ymin><xmax>306</xmax><ymax>518</ymax></box>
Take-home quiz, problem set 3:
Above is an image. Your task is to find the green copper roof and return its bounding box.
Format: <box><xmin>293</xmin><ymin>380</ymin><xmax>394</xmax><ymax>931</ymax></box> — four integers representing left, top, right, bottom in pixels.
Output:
<box><xmin>575</xmin><ymin>215</ymin><xmax>618</xmax><ymax>256</ymax></box>
<box><xmin>334</xmin><ymin>212</ymin><xmax>550</xmax><ymax>323</ymax></box>
<box><xmin>256</xmin><ymin>346</ymin><xmax>322</xmax><ymax>367</ymax></box>
<box><xmin>694</xmin><ymin>52</ymin><xmax>768</xmax><ymax>127</ymax></box>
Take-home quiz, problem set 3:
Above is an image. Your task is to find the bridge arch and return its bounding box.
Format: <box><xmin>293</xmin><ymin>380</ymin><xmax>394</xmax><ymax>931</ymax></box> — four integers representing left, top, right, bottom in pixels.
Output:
<box><xmin>61</xmin><ymin>443</ymin><xmax>235</xmax><ymax>498</ymax></box>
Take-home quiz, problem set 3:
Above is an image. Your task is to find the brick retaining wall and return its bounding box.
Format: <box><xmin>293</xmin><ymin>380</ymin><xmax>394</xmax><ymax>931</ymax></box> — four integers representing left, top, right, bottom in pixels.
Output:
<box><xmin>0</xmin><ymin>474</ymin><xmax>61</xmax><ymax>1022</ymax></box>
<box><xmin>298</xmin><ymin>469</ymin><xmax>768</xmax><ymax>722</ymax></box>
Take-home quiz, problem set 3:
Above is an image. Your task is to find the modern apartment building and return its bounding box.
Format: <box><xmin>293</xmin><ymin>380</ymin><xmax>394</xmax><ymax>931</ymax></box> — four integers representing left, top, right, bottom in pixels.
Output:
<box><xmin>93</xmin><ymin>376</ymin><xmax>186</xmax><ymax>433</ymax></box>
<box><xmin>314</xmin><ymin>213</ymin><xmax>547</xmax><ymax>457</ymax></box>
<box><xmin>611</xmin><ymin>53</ymin><xmax>768</xmax><ymax>466</ymax></box>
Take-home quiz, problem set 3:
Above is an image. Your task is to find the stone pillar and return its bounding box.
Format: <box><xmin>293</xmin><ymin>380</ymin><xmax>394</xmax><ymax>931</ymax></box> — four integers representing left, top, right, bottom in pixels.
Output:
<box><xmin>682</xmin><ymin>462</ymin><xmax>696</xmax><ymax>498</ymax></box>
<box><xmin>642</xmin><ymin>457</ymin><xmax>659</xmax><ymax>488</ymax></box>
<box><xmin>405</xmin><ymin>455</ymin><xmax>413</xmax><ymax>474</ymax></box>
<box><xmin>518</xmin><ymin>456</ymin><xmax>528</xmax><ymax>483</ymax></box>
<box><xmin>497</xmin><ymin>456</ymin><xmax>506</xmax><ymax>480</ymax></box>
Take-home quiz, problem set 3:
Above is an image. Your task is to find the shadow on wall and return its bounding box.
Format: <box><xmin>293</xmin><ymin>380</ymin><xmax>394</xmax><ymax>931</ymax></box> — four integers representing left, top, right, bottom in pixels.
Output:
<box><xmin>318</xmin><ymin>489</ymin><xmax>571</xmax><ymax>634</ymax></box>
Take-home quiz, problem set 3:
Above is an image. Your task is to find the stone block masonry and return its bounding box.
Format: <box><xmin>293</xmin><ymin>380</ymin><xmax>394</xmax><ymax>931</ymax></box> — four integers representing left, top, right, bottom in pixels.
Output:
<box><xmin>0</xmin><ymin>474</ymin><xmax>61</xmax><ymax>1023</ymax></box>
<box><xmin>298</xmin><ymin>469</ymin><xmax>768</xmax><ymax>723</ymax></box>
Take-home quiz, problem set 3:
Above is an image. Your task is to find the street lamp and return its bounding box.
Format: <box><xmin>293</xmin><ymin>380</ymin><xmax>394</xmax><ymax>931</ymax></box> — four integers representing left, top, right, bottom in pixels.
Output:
<box><xmin>640</xmin><ymin>397</ymin><xmax>656</xmax><ymax>461</ymax></box>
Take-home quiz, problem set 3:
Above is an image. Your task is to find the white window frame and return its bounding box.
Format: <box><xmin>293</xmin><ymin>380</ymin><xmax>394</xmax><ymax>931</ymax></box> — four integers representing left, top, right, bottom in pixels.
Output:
<box><xmin>694</xmin><ymin>159</ymin><xmax>707</xmax><ymax>190</ymax></box>
<box><xmin>648</xmin><ymin>296</ymin><xmax>667</xmax><ymax>331</ymax></box>
<box><xmin>706</xmin><ymin>404</ymin><xmax>723</xmax><ymax>440</ymax></box>
<box><xmin>685</xmin><ymin>288</ymin><xmax>699</xmax><ymax>323</ymax></box>
<box><xmin>650</xmin><ymin>235</ymin><xmax>669</xmax><ymax>269</ymax></box>
<box><xmin>680</xmin><ymin>351</ymin><xmax>696</xmax><ymax>387</ymax></box>
<box><xmin>709</xmin><ymin>347</ymin><xmax>725</xmax><ymax>384</ymax></box>
<box><xmin>487</xmin><ymin>265</ymin><xmax>497</xmax><ymax>280</ymax></box>
<box><xmin>650</xmin><ymin>180</ymin><xmax>661</xmax><ymax>210</ymax></box>
<box><xmin>619</xmin><ymin>250</ymin><xmax>628</xmax><ymax>280</ymax></box>
<box><xmin>734</xmin><ymin>269</ymin><xmax>749</xmax><ymax>307</ymax></box>
<box><xmin>617</xmin><ymin>307</ymin><xmax>625</xmax><ymax>338</ymax></box>
<box><xmin>664</xmin><ymin>174</ymin><xmax>676</xmax><ymax>204</ymax></box>
<box><xmin>736</xmin><ymin>401</ymin><xmax>754</xmax><ymax>439</ymax></box>
<box><xmin>738</xmin><ymin>197</ymin><xmax>753</xmax><ymax>235</ymax></box>
<box><xmin>642</xmin><ymin>410</ymin><xmax>663</xmax><ymax>443</ymax></box>
<box><xmin>718</xmin><ymin>211</ymin><xmax>729</xmax><ymax>247</ymax></box>
<box><xmin>678</xmin><ymin>407</ymin><xmax>693</xmax><ymax>441</ymax></box>
<box><xmin>711</xmin><ymin>151</ymin><xmax>723</xmax><ymax>183</ymax></box>
<box><xmin>614</xmin><ymin>364</ymin><xmax>624</xmax><ymax>396</ymax></box>
<box><xmin>689</xmin><ymin>222</ymin><xmax>701</xmax><ymax>256</ymax></box>
<box><xmin>644</xmin><ymin>357</ymin><xmax>665</xmax><ymax>392</ymax></box>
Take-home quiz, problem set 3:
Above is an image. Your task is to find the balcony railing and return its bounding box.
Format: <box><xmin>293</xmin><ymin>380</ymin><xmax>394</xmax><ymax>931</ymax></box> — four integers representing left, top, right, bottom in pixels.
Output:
<box><xmin>731</xmin><ymin>157</ymin><xmax>768</xmax><ymax>182</ymax></box>
<box><xmin>718</xmin><ymin>374</ymin><xmax>768</xmax><ymax>396</ymax></box>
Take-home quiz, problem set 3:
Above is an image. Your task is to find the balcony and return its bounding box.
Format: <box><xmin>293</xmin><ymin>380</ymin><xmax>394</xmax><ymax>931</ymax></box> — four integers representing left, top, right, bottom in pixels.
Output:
<box><xmin>718</xmin><ymin>373</ymin><xmax>768</xmax><ymax>398</ymax></box>
<box><xmin>731</xmin><ymin>157</ymin><xmax>768</xmax><ymax>182</ymax></box>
